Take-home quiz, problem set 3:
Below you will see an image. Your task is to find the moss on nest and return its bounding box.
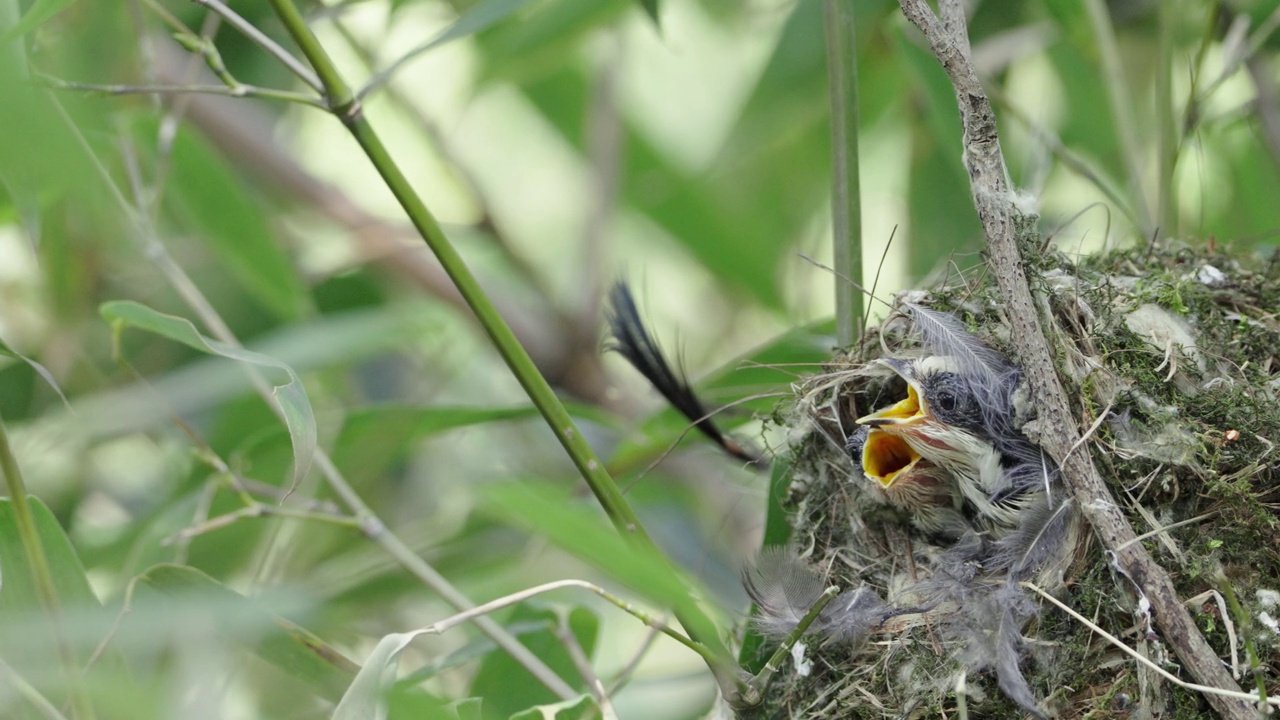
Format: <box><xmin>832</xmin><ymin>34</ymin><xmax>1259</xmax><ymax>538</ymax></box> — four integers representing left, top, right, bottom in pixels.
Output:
<box><xmin>747</xmin><ymin>243</ymin><xmax>1280</xmax><ymax>718</ymax></box>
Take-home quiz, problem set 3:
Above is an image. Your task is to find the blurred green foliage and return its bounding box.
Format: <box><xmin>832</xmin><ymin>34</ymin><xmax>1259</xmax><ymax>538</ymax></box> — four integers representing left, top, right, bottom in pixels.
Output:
<box><xmin>1</xmin><ymin>0</ymin><xmax>1279</xmax><ymax>717</ymax></box>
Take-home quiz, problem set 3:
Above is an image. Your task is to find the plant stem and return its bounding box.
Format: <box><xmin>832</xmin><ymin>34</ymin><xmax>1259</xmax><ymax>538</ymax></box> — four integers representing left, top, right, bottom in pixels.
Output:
<box><xmin>1155</xmin><ymin>0</ymin><xmax>1177</xmax><ymax>235</ymax></box>
<box><xmin>189</xmin><ymin>0</ymin><xmax>321</xmax><ymax>92</ymax></box>
<box><xmin>50</xmin><ymin>86</ymin><xmax>580</xmax><ymax>701</ymax></box>
<box><xmin>262</xmin><ymin>0</ymin><xmax>740</xmax><ymax>697</ymax></box>
<box><xmin>0</xmin><ymin>414</ymin><xmax>94</xmax><ymax>720</ymax></box>
<box><xmin>823</xmin><ymin>0</ymin><xmax>862</xmax><ymax>347</ymax></box>
<box><xmin>1083</xmin><ymin>0</ymin><xmax>1154</xmax><ymax>236</ymax></box>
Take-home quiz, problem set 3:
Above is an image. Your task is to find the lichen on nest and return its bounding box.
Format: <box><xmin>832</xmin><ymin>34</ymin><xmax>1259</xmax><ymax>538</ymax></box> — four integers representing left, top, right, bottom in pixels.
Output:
<box><xmin>746</xmin><ymin>243</ymin><xmax>1280</xmax><ymax>719</ymax></box>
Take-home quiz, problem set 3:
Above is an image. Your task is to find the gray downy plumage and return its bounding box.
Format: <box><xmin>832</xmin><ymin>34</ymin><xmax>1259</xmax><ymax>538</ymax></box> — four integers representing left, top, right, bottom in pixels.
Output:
<box><xmin>742</xmin><ymin>547</ymin><xmax>901</xmax><ymax>648</ymax></box>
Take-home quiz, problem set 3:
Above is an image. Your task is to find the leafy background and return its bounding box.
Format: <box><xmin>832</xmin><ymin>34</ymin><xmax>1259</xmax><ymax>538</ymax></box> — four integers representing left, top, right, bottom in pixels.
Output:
<box><xmin>1</xmin><ymin>0</ymin><xmax>1279</xmax><ymax>717</ymax></box>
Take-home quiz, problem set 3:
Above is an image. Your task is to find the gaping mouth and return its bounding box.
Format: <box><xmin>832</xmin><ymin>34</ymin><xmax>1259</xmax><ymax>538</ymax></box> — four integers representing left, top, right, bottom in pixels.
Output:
<box><xmin>861</xmin><ymin>428</ymin><xmax>921</xmax><ymax>488</ymax></box>
<box><xmin>857</xmin><ymin>359</ymin><xmax>927</xmax><ymax>428</ymax></box>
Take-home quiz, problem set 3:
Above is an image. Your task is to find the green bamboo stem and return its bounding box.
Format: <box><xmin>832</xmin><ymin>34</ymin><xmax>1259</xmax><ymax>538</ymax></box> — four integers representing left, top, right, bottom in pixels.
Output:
<box><xmin>261</xmin><ymin>0</ymin><xmax>741</xmax><ymax>699</ymax></box>
<box><xmin>0</xmin><ymin>414</ymin><xmax>94</xmax><ymax>720</ymax></box>
<box><xmin>1084</xmin><ymin>0</ymin><xmax>1154</xmax><ymax>236</ymax></box>
<box><xmin>1155</xmin><ymin>0</ymin><xmax>1177</xmax><ymax>235</ymax></box>
<box><xmin>823</xmin><ymin>0</ymin><xmax>863</xmax><ymax>347</ymax></box>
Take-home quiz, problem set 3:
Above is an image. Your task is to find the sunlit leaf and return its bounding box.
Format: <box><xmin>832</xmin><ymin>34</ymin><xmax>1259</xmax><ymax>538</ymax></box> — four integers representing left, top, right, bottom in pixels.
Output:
<box><xmin>100</xmin><ymin>300</ymin><xmax>316</xmax><ymax>494</ymax></box>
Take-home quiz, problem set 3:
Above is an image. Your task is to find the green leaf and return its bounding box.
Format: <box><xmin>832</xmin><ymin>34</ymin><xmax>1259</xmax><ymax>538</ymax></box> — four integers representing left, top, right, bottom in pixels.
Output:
<box><xmin>332</xmin><ymin>405</ymin><xmax>539</xmax><ymax>488</ymax></box>
<box><xmin>469</xmin><ymin>604</ymin><xmax>597</xmax><ymax>718</ymax></box>
<box><xmin>0</xmin><ymin>495</ymin><xmax>106</xmax><ymax>709</ymax></box>
<box><xmin>481</xmin><ymin>481</ymin><xmax>699</xmax><ymax>611</ymax></box>
<box><xmin>0</xmin><ymin>496</ymin><xmax>98</xmax><ymax>614</ymax></box>
<box><xmin>479</xmin><ymin>0</ymin><xmax>629</xmax><ymax>80</ymax></box>
<box><xmin>417</xmin><ymin>0</ymin><xmax>539</xmax><ymax>55</ymax></box>
<box><xmin>636</xmin><ymin>0</ymin><xmax>659</xmax><ymax>26</ymax></box>
<box><xmin>0</xmin><ymin>0</ymin><xmax>75</xmax><ymax>43</ymax></box>
<box><xmin>165</xmin><ymin>126</ymin><xmax>309</xmax><ymax>321</ymax></box>
<box><xmin>137</xmin><ymin>564</ymin><xmax>359</xmax><ymax>703</ymax></box>
<box><xmin>508</xmin><ymin>694</ymin><xmax>592</xmax><ymax>719</ymax></box>
<box><xmin>0</xmin><ymin>332</ymin><xmax>69</xmax><ymax>408</ymax></box>
<box><xmin>333</xmin><ymin>628</ymin><xmax>439</xmax><ymax>720</ymax></box>
<box><xmin>100</xmin><ymin>300</ymin><xmax>316</xmax><ymax>494</ymax></box>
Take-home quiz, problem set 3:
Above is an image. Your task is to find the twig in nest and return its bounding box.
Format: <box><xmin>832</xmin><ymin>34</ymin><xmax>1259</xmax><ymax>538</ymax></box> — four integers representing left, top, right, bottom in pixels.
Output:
<box><xmin>895</xmin><ymin>1</ymin><xmax>1253</xmax><ymax>716</ymax></box>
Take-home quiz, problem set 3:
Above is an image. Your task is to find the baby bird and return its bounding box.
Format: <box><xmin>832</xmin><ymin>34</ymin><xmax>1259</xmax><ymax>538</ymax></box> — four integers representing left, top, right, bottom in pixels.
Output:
<box><xmin>847</xmin><ymin>426</ymin><xmax>969</xmax><ymax>541</ymax></box>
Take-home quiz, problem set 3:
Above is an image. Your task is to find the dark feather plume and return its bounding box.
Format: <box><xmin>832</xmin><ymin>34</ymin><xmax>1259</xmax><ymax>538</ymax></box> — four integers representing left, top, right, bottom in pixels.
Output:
<box><xmin>606</xmin><ymin>282</ymin><xmax>763</xmax><ymax>466</ymax></box>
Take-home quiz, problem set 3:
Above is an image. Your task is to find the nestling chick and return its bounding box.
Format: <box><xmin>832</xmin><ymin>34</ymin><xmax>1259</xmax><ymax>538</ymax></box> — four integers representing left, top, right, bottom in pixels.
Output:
<box><xmin>847</xmin><ymin>426</ymin><xmax>969</xmax><ymax>541</ymax></box>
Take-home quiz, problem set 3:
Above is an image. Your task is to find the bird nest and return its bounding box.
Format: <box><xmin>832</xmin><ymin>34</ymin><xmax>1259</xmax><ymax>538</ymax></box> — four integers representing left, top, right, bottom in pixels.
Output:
<box><xmin>746</xmin><ymin>243</ymin><xmax>1280</xmax><ymax>719</ymax></box>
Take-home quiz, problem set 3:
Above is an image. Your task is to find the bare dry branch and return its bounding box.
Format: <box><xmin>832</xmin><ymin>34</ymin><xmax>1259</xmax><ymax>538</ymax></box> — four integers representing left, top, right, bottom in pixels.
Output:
<box><xmin>896</xmin><ymin>1</ymin><xmax>1253</xmax><ymax>717</ymax></box>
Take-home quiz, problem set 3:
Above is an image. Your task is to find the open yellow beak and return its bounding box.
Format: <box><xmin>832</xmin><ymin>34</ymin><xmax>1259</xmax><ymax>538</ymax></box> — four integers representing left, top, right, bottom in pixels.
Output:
<box><xmin>861</xmin><ymin>428</ymin><xmax>922</xmax><ymax>488</ymax></box>
<box><xmin>857</xmin><ymin>358</ymin><xmax>928</xmax><ymax>429</ymax></box>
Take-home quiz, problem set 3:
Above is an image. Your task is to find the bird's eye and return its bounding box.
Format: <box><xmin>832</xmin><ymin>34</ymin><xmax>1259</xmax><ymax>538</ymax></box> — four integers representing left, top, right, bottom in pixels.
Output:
<box><xmin>935</xmin><ymin>389</ymin><xmax>958</xmax><ymax>413</ymax></box>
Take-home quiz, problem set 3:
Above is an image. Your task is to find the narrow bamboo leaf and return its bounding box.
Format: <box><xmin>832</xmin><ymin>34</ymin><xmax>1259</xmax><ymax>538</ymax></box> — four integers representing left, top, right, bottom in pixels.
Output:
<box><xmin>333</xmin><ymin>628</ymin><xmax>434</xmax><ymax>720</ymax></box>
<box><xmin>508</xmin><ymin>695</ymin><xmax>591</xmax><ymax>719</ymax></box>
<box><xmin>138</xmin><ymin>564</ymin><xmax>359</xmax><ymax>703</ymax></box>
<box><xmin>166</xmin><ymin>127</ymin><xmax>308</xmax><ymax>321</ymax></box>
<box><xmin>0</xmin><ymin>334</ymin><xmax>69</xmax><ymax>408</ymax></box>
<box><xmin>0</xmin><ymin>496</ymin><xmax>98</xmax><ymax>613</ymax></box>
<box><xmin>0</xmin><ymin>169</ymin><xmax>40</xmax><ymax>248</ymax></box>
<box><xmin>636</xmin><ymin>0</ymin><xmax>659</xmax><ymax>26</ymax></box>
<box><xmin>100</xmin><ymin>300</ymin><xmax>316</xmax><ymax>493</ymax></box>
<box><xmin>449</xmin><ymin>698</ymin><xmax>484</xmax><ymax>720</ymax></box>
<box><xmin>482</xmin><ymin>481</ymin><xmax>697</xmax><ymax>610</ymax></box>
<box><xmin>0</xmin><ymin>0</ymin><xmax>75</xmax><ymax>43</ymax></box>
<box><xmin>762</xmin><ymin>453</ymin><xmax>793</xmax><ymax>549</ymax></box>
<box><xmin>417</xmin><ymin>0</ymin><xmax>537</xmax><ymax>54</ymax></box>
<box><xmin>469</xmin><ymin>604</ymin><xmax>597</xmax><ymax>718</ymax></box>
<box><xmin>479</xmin><ymin>0</ymin><xmax>629</xmax><ymax>78</ymax></box>
<box><xmin>332</xmin><ymin>405</ymin><xmax>538</xmax><ymax>487</ymax></box>
<box><xmin>0</xmin><ymin>496</ymin><xmax>102</xmax><ymax>705</ymax></box>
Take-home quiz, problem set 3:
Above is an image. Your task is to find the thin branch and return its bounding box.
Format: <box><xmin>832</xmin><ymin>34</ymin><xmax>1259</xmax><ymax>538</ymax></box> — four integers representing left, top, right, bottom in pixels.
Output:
<box><xmin>43</xmin><ymin>77</ymin><xmax>325</xmax><ymax>107</ymax></box>
<box><xmin>188</xmin><ymin>0</ymin><xmax>322</xmax><ymax>92</ymax></box>
<box><xmin>264</xmin><ymin>0</ymin><xmax>744</xmax><ymax>702</ymax></box>
<box><xmin>896</xmin><ymin>2</ymin><xmax>1253</xmax><ymax>717</ymax></box>
<box><xmin>421</xmin><ymin>579</ymin><xmax>711</xmax><ymax>663</ymax></box>
<box><xmin>1082</xmin><ymin>0</ymin><xmax>1154</xmax><ymax>235</ymax></box>
<box><xmin>1025</xmin><ymin>582</ymin><xmax>1276</xmax><ymax>709</ymax></box>
<box><xmin>557</xmin><ymin>615</ymin><xmax>619</xmax><ymax>720</ymax></box>
<box><xmin>0</xmin><ymin>413</ymin><xmax>94</xmax><ymax>720</ymax></box>
<box><xmin>0</xmin><ymin>657</ymin><xmax>70</xmax><ymax>720</ymax></box>
<box><xmin>162</xmin><ymin>503</ymin><xmax>361</xmax><ymax>544</ymax></box>
<box><xmin>47</xmin><ymin>90</ymin><xmax>582</xmax><ymax>704</ymax></box>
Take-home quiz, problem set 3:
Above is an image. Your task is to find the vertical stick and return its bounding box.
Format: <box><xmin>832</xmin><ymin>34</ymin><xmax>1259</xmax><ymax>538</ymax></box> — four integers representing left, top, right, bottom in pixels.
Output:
<box><xmin>824</xmin><ymin>0</ymin><xmax>863</xmax><ymax>346</ymax></box>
